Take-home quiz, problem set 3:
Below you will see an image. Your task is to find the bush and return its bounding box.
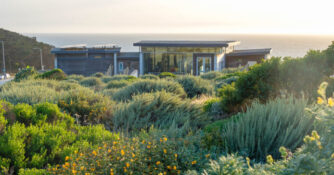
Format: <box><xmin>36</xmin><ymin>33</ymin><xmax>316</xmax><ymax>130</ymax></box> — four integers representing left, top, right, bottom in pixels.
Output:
<box><xmin>19</xmin><ymin>168</ymin><xmax>46</xmax><ymax>175</ymax></box>
<box><xmin>223</xmin><ymin>97</ymin><xmax>314</xmax><ymax>161</ymax></box>
<box><xmin>0</xmin><ymin>79</ymin><xmax>79</xmax><ymax>105</ymax></box>
<box><xmin>67</xmin><ymin>74</ymin><xmax>85</xmax><ymax>81</ymax></box>
<box><xmin>112</xmin><ymin>79</ymin><xmax>187</xmax><ymax>101</ymax></box>
<box><xmin>36</xmin><ymin>69</ymin><xmax>66</xmax><ymax>80</ymax></box>
<box><xmin>101</xmin><ymin>75</ymin><xmax>137</xmax><ymax>83</ymax></box>
<box><xmin>101</xmin><ymin>88</ymin><xmax>120</xmax><ymax>99</ymax></box>
<box><xmin>79</xmin><ymin>77</ymin><xmax>104</xmax><ymax>88</ymax></box>
<box><xmin>203</xmin><ymin>98</ymin><xmax>223</xmax><ymax>117</ymax></box>
<box><xmin>112</xmin><ymin>91</ymin><xmax>208</xmax><ymax>135</ymax></box>
<box><xmin>176</xmin><ymin>75</ymin><xmax>214</xmax><ymax>98</ymax></box>
<box><xmin>219</xmin><ymin>58</ymin><xmax>280</xmax><ymax>113</ymax></box>
<box><xmin>140</xmin><ymin>74</ymin><xmax>159</xmax><ymax>80</ymax></box>
<box><xmin>58</xmin><ymin>88</ymin><xmax>113</xmax><ymax>124</ymax></box>
<box><xmin>200</xmin><ymin>71</ymin><xmax>224</xmax><ymax>80</ymax></box>
<box><xmin>159</xmin><ymin>72</ymin><xmax>176</xmax><ymax>79</ymax></box>
<box><xmin>91</xmin><ymin>72</ymin><xmax>104</xmax><ymax>77</ymax></box>
<box><xmin>14</xmin><ymin>66</ymin><xmax>38</xmax><ymax>82</ymax></box>
<box><xmin>105</xmin><ymin>80</ymin><xmax>130</xmax><ymax>89</ymax></box>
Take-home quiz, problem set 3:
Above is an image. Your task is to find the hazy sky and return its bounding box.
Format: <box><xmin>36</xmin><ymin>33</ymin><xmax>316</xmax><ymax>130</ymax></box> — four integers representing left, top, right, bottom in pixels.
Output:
<box><xmin>1</xmin><ymin>0</ymin><xmax>334</xmax><ymax>34</ymax></box>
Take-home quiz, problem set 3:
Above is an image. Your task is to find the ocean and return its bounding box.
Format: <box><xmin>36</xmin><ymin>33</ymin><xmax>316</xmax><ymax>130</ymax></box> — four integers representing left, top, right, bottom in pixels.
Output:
<box><xmin>26</xmin><ymin>33</ymin><xmax>334</xmax><ymax>57</ymax></box>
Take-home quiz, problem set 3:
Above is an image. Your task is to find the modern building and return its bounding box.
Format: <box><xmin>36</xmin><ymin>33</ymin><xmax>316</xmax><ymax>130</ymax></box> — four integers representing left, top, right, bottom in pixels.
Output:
<box><xmin>52</xmin><ymin>40</ymin><xmax>271</xmax><ymax>76</ymax></box>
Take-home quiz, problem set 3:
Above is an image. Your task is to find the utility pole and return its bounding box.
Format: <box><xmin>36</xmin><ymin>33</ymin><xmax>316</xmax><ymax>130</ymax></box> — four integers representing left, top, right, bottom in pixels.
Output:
<box><xmin>0</xmin><ymin>41</ymin><xmax>6</xmax><ymax>79</ymax></box>
<box><xmin>33</xmin><ymin>48</ymin><xmax>44</xmax><ymax>71</ymax></box>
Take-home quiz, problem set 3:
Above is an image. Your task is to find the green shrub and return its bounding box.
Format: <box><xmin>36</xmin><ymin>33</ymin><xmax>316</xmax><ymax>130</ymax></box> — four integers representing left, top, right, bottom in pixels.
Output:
<box><xmin>176</xmin><ymin>75</ymin><xmax>214</xmax><ymax>98</ymax></box>
<box><xmin>113</xmin><ymin>91</ymin><xmax>208</xmax><ymax>135</ymax></box>
<box><xmin>223</xmin><ymin>97</ymin><xmax>314</xmax><ymax>161</ymax></box>
<box><xmin>101</xmin><ymin>75</ymin><xmax>137</xmax><ymax>83</ymax></box>
<box><xmin>36</xmin><ymin>69</ymin><xmax>66</xmax><ymax>80</ymax></box>
<box><xmin>19</xmin><ymin>168</ymin><xmax>46</xmax><ymax>175</ymax></box>
<box><xmin>67</xmin><ymin>74</ymin><xmax>85</xmax><ymax>81</ymax></box>
<box><xmin>79</xmin><ymin>77</ymin><xmax>104</xmax><ymax>88</ymax></box>
<box><xmin>159</xmin><ymin>72</ymin><xmax>176</xmax><ymax>79</ymax></box>
<box><xmin>14</xmin><ymin>103</ymin><xmax>41</xmax><ymax>125</ymax></box>
<box><xmin>200</xmin><ymin>71</ymin><xmax>224</xmax><ymax>80</ymax></box>
<box><xmin>58</xmin><ymin>88</ymin><xmax>113</xmax><ymax>124</ymax></box>
<box><xmin>112</xmin><ymin>79</ymin><xmax>187</xmax><ymax>101</ymax></box>
<box><xmin>140</xmin><ymin>74</ymin><xmax>159</xmax><ymax>80</ymax></box>
<box><xmin>101</xmin><ymin>88</ymin><xmax>120</xmax><ymax>99</ymax></box>
<box><xmin>0</xmin><ymin>79</ymin><xmax>79</xmax><ymax>105</ymax></box>
<box><xmin>203</xmin><ymin>98</ymin><xmax>223</xmax><ymax>117</ymax></box>
<box><xmin>0</xmin><ymin>104</ymin><xmax>7</xmax><ymax>134</ymax></box>
<box><xmin>219</xmin><ymin>58</ymin><xmax>280</xmax><ymax>113</ymax></box>
<box><xmin>91</xmin><ymin>72</ymin><xmax>104</xmax><ymax>77</ymax></box>
<box><xmin>14</xmin><ymin>66</ymin><xmax>38</xmax><ymax>82</ymax></box>
<box><xmin>105</xmin><ymin>80</ymin><xmax>130</xmax><ymax>89</ymax></box>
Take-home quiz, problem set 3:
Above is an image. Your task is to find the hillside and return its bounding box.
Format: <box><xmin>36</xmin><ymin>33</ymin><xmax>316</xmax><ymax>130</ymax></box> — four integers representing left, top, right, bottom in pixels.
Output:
<box><xmin>0</xmin><ymin>28</ymin><xmax>54</xmax><ymax>73</ymax></box>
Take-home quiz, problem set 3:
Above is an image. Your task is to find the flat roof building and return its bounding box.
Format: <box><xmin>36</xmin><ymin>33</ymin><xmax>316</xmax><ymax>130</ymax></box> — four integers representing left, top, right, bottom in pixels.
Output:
<box><xmin>51</xmin><ymin>40</ymin><xmax>271</xmax><ymax>76</ymax></box>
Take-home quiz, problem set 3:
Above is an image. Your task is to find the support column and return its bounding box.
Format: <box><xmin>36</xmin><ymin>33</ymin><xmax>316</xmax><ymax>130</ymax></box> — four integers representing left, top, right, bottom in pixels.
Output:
<box><xmin>139</xmin><ymin>52</ymin><xmax>144</xmax><ymax>75</ymax></box>
<box><xmin>54</xmin><ymin>57</ymin><xmax>58</xmax><ymax>69</ymax></box>
<box><xmin>214</xmin><ymin>55</ymin><xmax>217</xmax><ymax>71</ymax></box>
<box><xmin>114</xmin><ymin>53</ymin><xmax>117</xmax><ymax>75</ymax></box>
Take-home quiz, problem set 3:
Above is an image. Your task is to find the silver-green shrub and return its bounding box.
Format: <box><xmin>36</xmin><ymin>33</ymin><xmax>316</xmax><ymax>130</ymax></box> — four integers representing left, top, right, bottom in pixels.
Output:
<box><xmin>112</xmin><ymin>79</ymin><xmax>187</xmax><ymax>101</ymax></box>
<box><xmin>200</xmin><ymin>71</ymin><xmax>224</xmax><ymax>80</ymax></box>
<box><xmin>223</xmin><ymin>97</ymin><xmax>314</xmax><ymax>161</ymax></box>
<box><xmin>112</xmin><ymin>91</ymin><xmax>208</xmax><ymax>136</ymax></box>
<box><xmin>176</xmin><ymin>75</ymin><xmax>214</xmax><ymax>98</ymax></box>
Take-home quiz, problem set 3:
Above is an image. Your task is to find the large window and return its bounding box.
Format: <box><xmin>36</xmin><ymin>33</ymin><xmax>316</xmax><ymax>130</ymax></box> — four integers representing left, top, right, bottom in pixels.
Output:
<box><xmin>142</xmin><ymin>46</ymin><xmax>222</xmax><ymax>74</ymax></box>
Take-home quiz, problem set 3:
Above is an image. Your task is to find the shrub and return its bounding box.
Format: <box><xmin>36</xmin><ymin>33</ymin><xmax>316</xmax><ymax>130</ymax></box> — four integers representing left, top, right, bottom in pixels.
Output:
<box><xmin>140</xmin><ymin>74</ymin><xmax>159</xmax><ymax>80</ymax></box>
<box><xmin>101</xmin><ymin>75</ymin><xmax>137</xmax><ymax>83</ymax></box>
<box><xmin>219</xmin><ymin>58</ymin><xmax>280</xmax><ymax>113</ymax></box>
<box><xmin>0</xmin><ymin>79</ymin><xmax>79</xmax><ymax>105</ymax></box>
<box><xmin>105</xmin><ymin>80</ymin><xmax>130</xmax><ymax>89</ymax></box>
<box><xmin>79</xmin><ymin>77</ymin><xmax>104</xmax><ymax>88</ymax></box>
<box><xmin>176</xmin><ymin>75</ymin><xmax>214</xmax><ymax>98</ymax></box>
<box><xmin>0</xmin><ymin>104</ymin><xmax>7</xmax><ymax>134</ymax></box>
<box><xmin>13</xmin><ymin>103</ymin><xmax>41</xmax><ymax>125</ymax></box>
<box><xmin>223</xmin><ymin>97</ymin><xmax>314</xmax><ymax>161</ymax></box>
<box><xmin>200</xmin><ymin>71</ymin><xmax>224</xmax><ymax>80</ymax></box>
<box><xmin>14</xmin><ymin>66</ymin><xmax>38</xmax><ymax>82</ymax></box>
<box><xmin>67</xmin><ymin>74</ymin><xmax>85</xmax><ymax>81</ymax></box>
<box><xmin>159</xmin><ymin>72</ymin><xmax>176</xmax><ymax>79</ymax></box>
<box><xmin>112</xmin><ymin>79</ymin><xmax>187</xmax><ymax>101</ymax></box>
<box><xmin>101</xmin><ymin>88</ymin><xmax>120</xmax><ymax>99</ymax></box>
<box><xmin>203</xmin><ymin>98</ymin><xmax>223</xmax><ymax>117</ymax></box>
<box><xmin>58</xmin><ymin>88</ymin><xmax>113</xmax><ymax>124</ymax></box>
<box><xmin>91</xmin><ymin>72</ymin><xmax>104</xmax><ymax>77</ymax></box>
<box><xmin>18</xmin><ymin>168</ymin><xmax>46</xmax><ymax>175</ymax></box>
<box><xmin>36</xmin><ymin>69</ymin><xmax>66</xmax><ymax>80</ymax></box>
<box><xmin>112</xmin><ymin>91</ymin><xmax>208</xmax><ymax>135</ymax></box>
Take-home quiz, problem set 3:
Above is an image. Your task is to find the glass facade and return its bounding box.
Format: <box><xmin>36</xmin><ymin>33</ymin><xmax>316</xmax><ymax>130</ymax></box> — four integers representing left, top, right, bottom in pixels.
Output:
<box><xmin>142</xmin><ymin>47</ymin><xmax>222</xmax><ymax>74</ymax></box>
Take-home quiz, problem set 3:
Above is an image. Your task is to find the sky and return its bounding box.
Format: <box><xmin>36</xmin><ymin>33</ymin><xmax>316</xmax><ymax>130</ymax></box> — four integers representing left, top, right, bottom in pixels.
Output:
<box><xmin>1</xmin><ymin>0</ymin><xmax>334</xmax><ymax>35</ymax></box>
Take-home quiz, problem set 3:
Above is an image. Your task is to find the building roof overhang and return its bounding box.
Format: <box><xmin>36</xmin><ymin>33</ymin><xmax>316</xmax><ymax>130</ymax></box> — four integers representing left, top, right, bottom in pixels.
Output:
<box><xmin>133</xmin><ymin>40</ymin><xmax>240</xmax><ymax>47</ymax></box>
<box><xmin>227</xmin><ymin>48</ymin><xmax>272</xmax><ymax>57</ymax></box>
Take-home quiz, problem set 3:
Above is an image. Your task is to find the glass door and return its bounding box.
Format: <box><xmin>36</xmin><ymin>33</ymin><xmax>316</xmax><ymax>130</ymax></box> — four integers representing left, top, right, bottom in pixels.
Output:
<box><xmin>196</xmin><ymin>57</ymin><xmax>211</xmax><ymax>75</ymax></box>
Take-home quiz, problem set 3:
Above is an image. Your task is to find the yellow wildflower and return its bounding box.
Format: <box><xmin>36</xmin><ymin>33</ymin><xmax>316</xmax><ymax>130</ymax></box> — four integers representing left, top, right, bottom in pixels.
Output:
<box><xmin>92</xmin><ymin>150</ymin><xmax>97</xmax><ymax>156</ymax></box>
<box><xmin>331</xmin><ymin>153</ymin><xmax>334</xmax><ymax>159</ymax></box>
<box><xmin>98</xmin><ymin>146</ymin><xmax>102</xmax><ymax>150</ymax></box>
<box><xmin>158</xmin><ymin>173</ymin><xmax>163</xmax><ymax>175</ymax></box>
<box><xmin>65</xmin><ymin>156</ymin><xmax>70</xmax><ymax>161</ymax></box>
<box><xmin>72</xmin><ymin>163</ymin><xmax>77</xmax><ymax>167</ymax></box>
<box><xmin>167</xmin><ymin>166</ymin><xmax>171</xmax><ymax>170</ymax></box>
<box><xmin>108</xmin><ymin>149</ymin><xmax>112</xmax><ymax>153</ymax></box>
<box><xmin>266</xmin><ymin>155</ymin><xmax>274</xmax><ymax>164</ymax></box>
<box><xmin>163</xmin><ymin>137</ymin><xmax>167</xmax><ymax>142</ymax></box>
<box><xmin>85</xmin><ymin>173</ymin><xmax>90</xmax><ymax>175</ymax></box>
<box><xmin>163</xmin><ymin>149</ymin><xmax>167</xmax><ymax>154</ymax></box>
<box><xmin>126</xmin><ymin>162</ymin><xmax>130</xmax><ymax>167</ymax></box>
<box><xmin>72</xmin><ymin>169</ymin><xmax>77</xmax><ymax>174</ymax></box>
<box><xmin>156</xmin><ymin>161</ymin><xmax>161</xmax><ymax>165</ymax></box>
<box><xmin>317</xmin><ymin>97</ymin><xmax>324</xmax><ymax>104</ymax></box>
<box><xmin>191</xmin><ymin>160</ymin><xmax>197</xmax><ymax>165</ymax></box>
<box><xmin>147</xmin><ymin>145</ymin><xmax>151</xmax><ymax>149</ymax></box>
<box><xmin>329</xmin><ymin>98</ymin><xmax>334</xmax><ymax>107</ymax></box>
<box><xmin>205</xmin><ymin>154</ymin><xmax>210</xmax><ymax>158</ymax></box>
<box><xmin>121</xmin><ymin>149</ymin><xmax>125</xmax><ymax>156</ymax></box>
<box><xmin>174</xmin><ymin>153</ymin><xmax>178</xmax><ymax>158</ymax></box>
<box><xmin>80</xmin><ymin>166</ymin><xmax>85</xmax><ymax>170</ymax></box>
<box><xmin>173</xmin><ymin>165</ymin><xmax>177</xmax><ymax>170</ymax></box>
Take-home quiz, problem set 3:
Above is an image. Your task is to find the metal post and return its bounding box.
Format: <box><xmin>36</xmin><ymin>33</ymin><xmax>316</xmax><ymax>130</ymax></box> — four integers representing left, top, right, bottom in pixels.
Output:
<box><xmin>34</xmin><ymin>48</ymin><xmax>44</xmax><ymax>71</ymax></box>
<box><xmin>1</xmin><ymin>41</ymin><xmax>6</xmax><ymax>79</ymax></box>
